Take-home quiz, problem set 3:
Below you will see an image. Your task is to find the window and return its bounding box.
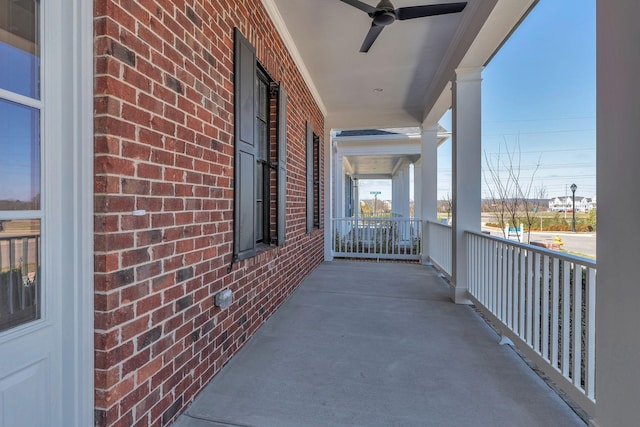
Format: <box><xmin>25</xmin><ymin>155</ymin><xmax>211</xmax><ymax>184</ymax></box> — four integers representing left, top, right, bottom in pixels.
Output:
<box><xmin>0</xmin><ymin>0</ymin><xmax>42</xmax><ymax>332</ymax></box>
<box><xmin>306</xmin><ymin>123</ymin><xmax>321</xmax><ymax>232</ymax></box>
<box><xmin>234</xmin><ymin>29</ymin><xmax>287</xmax><ymax>260</ymax></box>
<box><xmin>255</xmin><ymin>69</ymin><xmax>269</xmax><ymax>244</ymax></box>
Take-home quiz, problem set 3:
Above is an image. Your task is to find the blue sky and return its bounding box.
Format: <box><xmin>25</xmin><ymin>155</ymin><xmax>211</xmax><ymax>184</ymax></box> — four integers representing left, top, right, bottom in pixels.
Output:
<box><xmin>0</xmin><ymin>39</ymin><xmax>40</xmax><ymax>204</ymax></box>
<box><xmin>361</xmin><ymin>0</ymin><xmax>596</xmax><ymax>202</ymax></box>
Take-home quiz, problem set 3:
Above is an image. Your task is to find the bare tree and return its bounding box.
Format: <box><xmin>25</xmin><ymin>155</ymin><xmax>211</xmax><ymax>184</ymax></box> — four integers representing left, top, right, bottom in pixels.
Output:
<box><xmin>444</xmin><ymin>192</ymin><xmax>452</xmax><ymax>223</ymax></box>
<box><xmin>520</xmin><ymin>186</ymin><xmax>547</xmax><ymax>242</ymax></box>
<box><xmin>484</xmin><ymin>145</ymin><xmax>513</xmax><ymax>238</ymax></box>
<box><xmin>484</xmin><ymin>141</ymin><xmax>545</xmax><ymax>243</ymax></box>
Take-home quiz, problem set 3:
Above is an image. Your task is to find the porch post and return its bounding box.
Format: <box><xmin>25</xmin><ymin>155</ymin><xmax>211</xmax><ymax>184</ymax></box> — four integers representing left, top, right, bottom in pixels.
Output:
<box><xmin>353</xmin><ymin>178</ymin><xmax>360</xmax><ymax>220</ymax></box>
<box><xmin>451</xmin><ymin>67</ymin><xmax>482</xmax><ymax>304</ymax></box>
<box><xmin>419</xmin><ymin>124</ymin><xmax>438</xmax><ymax>265</ymax></box>
<box><xmin>324</xmin><ymin>128</ymin><xmax>334</xmax><ymax>261</ymax></box>
<box><xmin>414</xmin><ymin>160</ymin><xmax>422</xmax><ymax>221</ymax></box>
<box><xmin>334</xmin><ymin>154</ymin><xmax>345</xmax><ymax>219</ymax></box>
<box><xmin>391</xmin><ymin>163</ymin><xmax>410</xmax><ymax>218</ymax></box>
<box><xmin>593</xmin><ymin>3</ymin><xmax>640</xmax><ymax>427</ymax></box>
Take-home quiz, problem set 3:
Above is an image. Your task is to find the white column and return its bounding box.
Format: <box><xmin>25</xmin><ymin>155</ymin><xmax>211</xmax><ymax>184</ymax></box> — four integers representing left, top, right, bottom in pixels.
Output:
<box><xmin>593</xmin><ymin>3</ymin><xmax>640</xmax><ymax>427</ymax></box>
<box><xmin>451</xmin><ymin>67</ymin><xmax>482</xmax><ymax>304</ymax></box>
<box><xmin>324</xmin><ymin>128</ymin><xmax>334</xmax><ymax>260</ymax></box>
<box><xmin>334</xmin><ymin>155</ymin><xmax>345</xmax><ymax>219</ymax></box>
<box><xmin>420</xmin><ymin>124</ymin><xmax>438</xmax><ymax>265</ymax></box>
<box><xmin>353</xmin><ymin>178</ymin><xmax>360</xmax><ymax>220</ymax></box>
<box><xmin>392</xmin><ymin>163</ymin><xmax>411</xmax><ymax>218</ymax></box>
<box><xmin>414</xmin><ymin>159</ymin><xmax>422</xmax><ymax>221</ymax></box>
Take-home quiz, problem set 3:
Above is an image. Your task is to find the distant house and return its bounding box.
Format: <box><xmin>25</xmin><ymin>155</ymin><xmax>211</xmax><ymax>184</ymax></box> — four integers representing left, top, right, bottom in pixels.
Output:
<box><xmin>548</xmin><ymin>196</ymin><xmax>596</xmax><ymax>212</ymax></box>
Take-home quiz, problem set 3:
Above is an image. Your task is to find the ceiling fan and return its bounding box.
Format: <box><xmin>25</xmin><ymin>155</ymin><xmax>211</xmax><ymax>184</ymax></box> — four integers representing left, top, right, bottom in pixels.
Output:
<box><xmin>339</xmin><ymin>0</ymin><xmax>467</xmax><ymax>52</ymax></box>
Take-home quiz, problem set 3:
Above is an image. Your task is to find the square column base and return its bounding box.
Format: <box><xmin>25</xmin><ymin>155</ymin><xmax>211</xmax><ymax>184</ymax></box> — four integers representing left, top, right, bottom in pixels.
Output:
<box><xmin>449</xmin><ymin>284</ymin><xmax>472</xmax><ymax>305</ymax></box>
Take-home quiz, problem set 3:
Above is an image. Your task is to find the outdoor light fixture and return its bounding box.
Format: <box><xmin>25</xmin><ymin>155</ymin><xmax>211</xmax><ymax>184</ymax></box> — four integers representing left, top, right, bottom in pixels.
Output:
<box><xmin>570</xmin><ymin>183</ymin><xmax>577</xmax><ymax>232</ymax></box>
<box><xmin>215</xmin><ymin>289</ymin><xmax>233</xmax><ymax>308</ymax></box>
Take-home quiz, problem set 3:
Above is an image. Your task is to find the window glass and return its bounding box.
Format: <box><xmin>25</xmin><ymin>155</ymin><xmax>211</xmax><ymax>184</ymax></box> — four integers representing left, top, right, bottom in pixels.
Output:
<box><xmin>0</xmin><ymin>0</ymin><xmax>40</xmax><ymax>99</ymax></box>
<box><xmin>0</xmin><ymin>219</ymin><xmax>41</xmax><ymax>331</ymax></box>
<box><xmin>0</xmin><ymin>98</ymin><xmax>40</xmax><ymax>209</ymax></box>
<box><xmin>255</xmin><ymin>71</ymin><xmax>271</xmax><ymax>244</ymax></box>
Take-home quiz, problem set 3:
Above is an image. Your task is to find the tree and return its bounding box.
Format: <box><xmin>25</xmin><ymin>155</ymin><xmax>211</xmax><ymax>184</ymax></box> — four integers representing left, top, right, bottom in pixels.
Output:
<box><xmin>484</xmin><ymin>141</ymin><xmax>546</xmax><ymax>243</ymax></box>
<box><xmin>443</xmin><ymin>192</ymin><xmax>452</xmax><ymax>223</ymax></box>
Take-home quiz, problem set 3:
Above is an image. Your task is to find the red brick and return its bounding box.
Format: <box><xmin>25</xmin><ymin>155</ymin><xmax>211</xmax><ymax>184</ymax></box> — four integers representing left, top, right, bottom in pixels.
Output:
<box><xmin>94</xmin><ymin>0</ymin><xmax>326</xmax><ymax>425</ymax></box>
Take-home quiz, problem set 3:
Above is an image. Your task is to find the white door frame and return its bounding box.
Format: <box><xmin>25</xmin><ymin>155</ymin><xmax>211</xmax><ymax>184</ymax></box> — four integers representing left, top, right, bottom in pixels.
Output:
<box><xmin>57</xmin><ymin>0</ymin><xmax>94</xmax><ymax>427</ymax></box>
<box><xmin>47</xmin><ymin>0</ymin><xmax>95</xmax><ymax>424</ymax></box>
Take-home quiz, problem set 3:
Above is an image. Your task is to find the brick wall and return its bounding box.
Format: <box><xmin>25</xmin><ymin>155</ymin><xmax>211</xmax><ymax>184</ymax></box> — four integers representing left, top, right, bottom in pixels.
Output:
<box><xmin>93</xmin><ymin>1</ymin><xmax>325</xmax><ymax>425</ymax></box>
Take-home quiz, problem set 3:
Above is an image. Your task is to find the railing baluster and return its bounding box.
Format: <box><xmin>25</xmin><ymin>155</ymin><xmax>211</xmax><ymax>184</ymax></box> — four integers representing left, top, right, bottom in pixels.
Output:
<box><xmin>519</xmin><ymin>247</ymin><xmax>526</xmax><ymax>338</ymax></box>
<box><xmin>533</xmin><ymin>253</ymin><xmax>542</xmax><ymax>353</ymax></box>
<box><xmin>526</xmin><ymin>250</ymin><xmax>534</xmax><ymax>346</ymax></box>
<box><xmin>8</xmin><ymin>238</ymin><xmax>15</xmax><ymax>315</ymax></box>
<box><xmin>483</xmin><ymin>238</ymin><xmax>489</xmax><ymax>306</ymax></box>
<box><xmin>504</xmin><ymin>243</ymin><xmax>509</xmax><ymax>322</ymax></box>
<box><xmin>506</xmin><ymin>245</ymin><xmax>512</xmax><ymax>327</ymax></box>
<box><xmin>551</xmin><ymin>258</ymin><xmax>560</xmax><ymax>369</ymax></box>
<box><xmin>480</xmin><ymin>236</ymin><xmax>485</xmax><ymax>303</ymax></box>
<box><xmin>585</xmin><ymin>267</ymin><xmax>596</xmax><ymax>398</ymax></box>
<box><xmin>499</xmin><ymin>242</ymin><xmax>505</xmax><ymax>321</ymax></box>
<box><xmin>512</xmin><ymin>246</ymin><xmax>519</xmax><ymax>332</ymax></box>
<box><xmin>572</xmin><ymin>263</ymin><xmax>583</xmax><ymax>388</ymax></box>
<box><xmin>490</xmin><ymin>240</ymin><xmax>497</xmax><ymax>313</ymax></box>
<box><xmin>542</xmin><ymin>255</ymin><xmax>550</xmax><ymax>360</ymax></box>
<box><xmin>562</xmin><ymin>260</ymin><xmax>571</xmax><ymax>378</ymax></box>
<box><xmin>21</xmin><ymin>237</ymin><xmax>29</xmax><ymax>310</ymax></box>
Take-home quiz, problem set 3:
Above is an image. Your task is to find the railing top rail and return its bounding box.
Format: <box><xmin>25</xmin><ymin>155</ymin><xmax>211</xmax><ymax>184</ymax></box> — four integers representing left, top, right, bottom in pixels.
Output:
<box><xmin>465</xmin><ymin>230</ymin><xmax>596</xmax><ymax>269</ymax></box>
<box><xmin>0</xmin><ymin>234</ymin><xmax>40</xmax><ymax>241</ymax></box>
<box><xmin>426</xmin><ymin>220</ymin><xmax>452</xmax><ymax>229</ymax></box>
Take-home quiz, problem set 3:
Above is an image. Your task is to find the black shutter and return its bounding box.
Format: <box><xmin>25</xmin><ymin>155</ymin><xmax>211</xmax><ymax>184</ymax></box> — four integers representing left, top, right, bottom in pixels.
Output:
<box><xmin>277</xmin><ymin>86</ymin><xmax>288</xmax><ymax>245</ymax></box>
<box><xmin>316</xmin><ymin>135</ymin><xmax>322</xmax><ymax>229</ymax></box>
<box><xmin>234</xmin><ymin>29</ymin><xmax>256</xmax><ymax>260</ymax></box>
<box><xmin>306</xmin><ymin>122</ymin><xmax>314</xmax><ymax>233</ymax></box>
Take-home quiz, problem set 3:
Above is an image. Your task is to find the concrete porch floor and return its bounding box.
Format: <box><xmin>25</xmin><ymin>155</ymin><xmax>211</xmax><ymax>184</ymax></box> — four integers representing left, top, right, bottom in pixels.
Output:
<box><xmin>174</xmin><ymin>261</ymin><xmax>585</xmax><ymax>427</ymax></box>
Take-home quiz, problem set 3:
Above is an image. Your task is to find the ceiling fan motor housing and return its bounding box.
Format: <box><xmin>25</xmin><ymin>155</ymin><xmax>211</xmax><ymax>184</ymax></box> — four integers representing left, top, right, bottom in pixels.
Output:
<box><xmin>373</xmin><ymin>10</ymin><xmax>396</xmax><ymax>26</ymax></box>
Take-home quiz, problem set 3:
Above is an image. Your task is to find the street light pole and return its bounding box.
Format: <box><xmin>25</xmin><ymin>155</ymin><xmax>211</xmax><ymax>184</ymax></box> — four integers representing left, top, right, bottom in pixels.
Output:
<box><xmin>374</xmin><ymin>194</ymin><xmax>377</xmax><ymax>217</ymax></box>
<box><xmin>570</xmin><ymin>183</ymin><xmax>577</xmax><ymax>232</ymax></box>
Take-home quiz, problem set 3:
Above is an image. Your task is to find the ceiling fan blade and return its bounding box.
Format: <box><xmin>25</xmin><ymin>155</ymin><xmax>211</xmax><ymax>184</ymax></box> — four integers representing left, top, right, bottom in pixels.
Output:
<box><xmin>360</xmin><ymin>23</ymin><xmax>385</xmax><ymax>52</ymax></box>
<box><xmin>396</xmin><ymin>2</ymin><xmax>467</xmax><ymax>21</ymax></box>
<box><xmin>339</xmin><ymin>0</ymin><xmax>377</xmax><ymax>14</ymax></box>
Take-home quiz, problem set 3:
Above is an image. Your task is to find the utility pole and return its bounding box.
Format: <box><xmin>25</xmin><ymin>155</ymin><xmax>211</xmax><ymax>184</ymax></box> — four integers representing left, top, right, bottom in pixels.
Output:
<box><xmin>571</xmin><ymin>183</ymin><xmax>577</xmax><ymax>232</ymax></box>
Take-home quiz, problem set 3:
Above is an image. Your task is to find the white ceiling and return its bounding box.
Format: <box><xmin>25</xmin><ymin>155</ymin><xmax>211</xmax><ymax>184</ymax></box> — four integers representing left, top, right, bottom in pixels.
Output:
<box><xmin>264</xmin><ymin>0</ymin><xmax>537</xmax><ymax>130</ymax></box>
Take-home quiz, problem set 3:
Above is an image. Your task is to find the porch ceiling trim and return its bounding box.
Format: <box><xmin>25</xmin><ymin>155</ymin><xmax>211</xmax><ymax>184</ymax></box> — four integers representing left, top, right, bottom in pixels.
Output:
<box><xmin>261</xmin><ymin>0</ymin><xmax>328</xmax><ymax>115</ymax></box>
<box><xmin>335</xmin><ymin>138</ymin><xmax>421</xmax><ymax>156</ymax></box>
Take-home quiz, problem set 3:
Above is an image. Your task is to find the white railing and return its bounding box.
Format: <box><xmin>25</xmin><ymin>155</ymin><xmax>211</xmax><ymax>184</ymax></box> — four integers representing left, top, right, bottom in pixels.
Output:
<box><xmin>1</xmin><ymin>234</ymin><xmax>40</xmax><ymax>331</ymax></box>
<box><xmin>466</xmin><ymin>231</ymin><xmax>596</xmax><ymax>416</ymax></box>
<box><xmin>332</xmin><ymin>217</ymin><xmax>421</xmax><ymax>260</ymax></box>
<box><xmin>427</xmin><ymin>221</ymin><xmax>452</xmax><ymax>277</ymax></box>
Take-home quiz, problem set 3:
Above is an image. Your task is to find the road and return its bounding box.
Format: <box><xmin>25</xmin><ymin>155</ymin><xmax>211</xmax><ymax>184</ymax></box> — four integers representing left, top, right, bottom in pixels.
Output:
<box><xmin>482</xmin><ymin>227</ymin><xmax>596</xmax><ymax>259</ymax></box>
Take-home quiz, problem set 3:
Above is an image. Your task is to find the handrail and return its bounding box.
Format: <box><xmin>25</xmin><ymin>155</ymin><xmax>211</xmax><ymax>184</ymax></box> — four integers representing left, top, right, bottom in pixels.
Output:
<box><xmin>466</xmin><ymin>230</ymin><xmax>596</xmax><ymax>268</ymax></box>
<box><xmin>426</xmin><ymin>220</ymin><xmax>452</xmax><ymax>277</ymax></box>
<box><xmin>465</xmin><ymin>230</ymin><xmax>596</xmax><ymax>416</ymax></box>
<box><xmin>332</xmin><ymin>217</ymin><xmax>421</xmax><ymax>260</ymax></box>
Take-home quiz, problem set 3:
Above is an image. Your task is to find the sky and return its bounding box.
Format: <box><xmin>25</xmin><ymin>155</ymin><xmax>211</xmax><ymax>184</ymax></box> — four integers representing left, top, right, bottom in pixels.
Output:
<box><xmin>0</xmin><ymin>37</ymin><xmax>41</xmax><ymax>204</ymax></box>
<box><xmin>360</xmin><ymin>0</ymin><xmax>596</xmax><ymax>202</ymax></box>
<box><xmin>1</xmin><ymin>0</ymin><xmax>596</xmax><ymax>206</ymax></box>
